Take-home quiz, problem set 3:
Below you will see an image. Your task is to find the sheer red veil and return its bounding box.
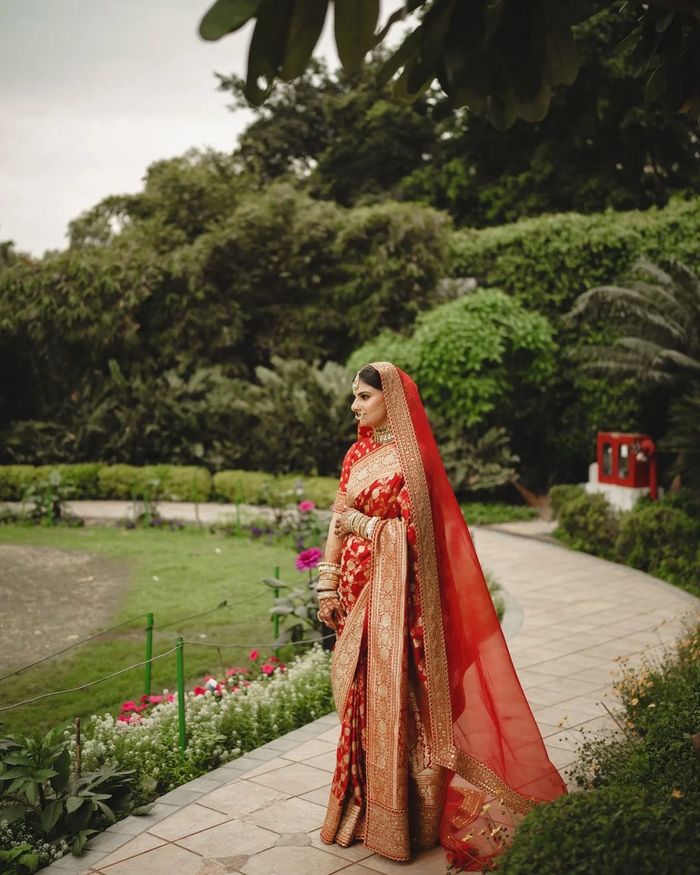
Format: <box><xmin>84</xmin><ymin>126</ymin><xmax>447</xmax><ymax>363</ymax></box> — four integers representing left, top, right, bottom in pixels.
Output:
<box><xmin>370</xmin><ymin>362</ymin><xmax>567</xmax><ymax>868</ymax></box>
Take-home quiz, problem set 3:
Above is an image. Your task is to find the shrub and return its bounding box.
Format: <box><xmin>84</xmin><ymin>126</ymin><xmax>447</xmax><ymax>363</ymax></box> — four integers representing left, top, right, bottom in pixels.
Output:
<box><xmin>35</xmin><ymin>464</ymin><xmax>102</xmax><ymax>499</ymax></box>
<box><xmin>554</xmin><ymin>491</ymin><xmax>620</xmax><ymax>560</ymax></box>
<box><xmin>500</xmin><ymin>623</ymin><xmax>700</xmax><ymax>874</ymax></box>
<box><xmin>548</xmin><ymin>484</ymin><xmax>586</xmax><ymax>520</ymax></box>
<box><xmin>0</xmin><ymin>466</ymin><xmax>38</xmax><ymax>501</ymax></box>
<box><xmin>498</xmin><ymin>784</ymin><xmax>697</xmax><ymax>874</ymax></box>
<box><xmin>448</xmin><ymin>196</ymin><xmax>700</xmax><ymax>318</ymax></box>
<box><xmin>212</xmin><ymin>470</ymin><xmax>337</xmax><ymax>508</ymax></box>
<box><xmin>615</xmin><ymin>504</ymin><xmax>700</xmax><ymax>595</ymax></box>
<box><xmin>96</xmin><ymin>465</ymin><xmax>169</xmax><ymax>500</ymax></box>
<box><xmin>160</xmin><ymin>466</ymin><xmax>212</xmax><ymax>502</ymax></box>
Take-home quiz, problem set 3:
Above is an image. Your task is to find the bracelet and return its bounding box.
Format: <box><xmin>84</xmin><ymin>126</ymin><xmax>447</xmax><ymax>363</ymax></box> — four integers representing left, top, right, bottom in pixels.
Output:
<box><xmin>318</xmin><ymin>561</ymin><xmax>341</xmax><ymax>574</ymax></box>
<box><xmin>317</xmin><ymin>590</ymin><xmax>340</xmax><ymax>601</ymax></box>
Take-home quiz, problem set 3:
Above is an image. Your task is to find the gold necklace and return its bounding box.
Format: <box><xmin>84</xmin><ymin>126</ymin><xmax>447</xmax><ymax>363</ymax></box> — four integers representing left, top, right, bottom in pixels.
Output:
<box><xmin>373</xmin><ymin>424</ymin><xmax>394</xmax><ymax>445</ymax></box>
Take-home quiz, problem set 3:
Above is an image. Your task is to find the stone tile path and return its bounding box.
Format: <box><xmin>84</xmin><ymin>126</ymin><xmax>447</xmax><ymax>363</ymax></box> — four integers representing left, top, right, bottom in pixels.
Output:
<box><xmin>45</xmin><ymin>521</ymin><xmax>698</xmax><ymax>875</ymax></box>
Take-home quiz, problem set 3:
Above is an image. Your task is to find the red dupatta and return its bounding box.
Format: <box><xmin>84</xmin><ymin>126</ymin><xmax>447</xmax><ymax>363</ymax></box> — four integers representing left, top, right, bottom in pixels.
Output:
<box><xmin>371</xmin><ymin>362</ymin><xmax>567</xmax><ymax>868</ymax></box>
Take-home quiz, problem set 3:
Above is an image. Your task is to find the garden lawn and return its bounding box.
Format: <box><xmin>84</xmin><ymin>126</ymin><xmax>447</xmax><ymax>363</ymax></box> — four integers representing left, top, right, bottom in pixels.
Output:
<box><xmin>0</xmin><ymin>525</ymin><xmax>303</xmax><ymax>737</ymax></box>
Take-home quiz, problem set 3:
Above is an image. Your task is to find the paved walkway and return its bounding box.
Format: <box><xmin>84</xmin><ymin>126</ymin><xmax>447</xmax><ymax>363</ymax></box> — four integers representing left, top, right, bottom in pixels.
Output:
<box><xmin>46</xmin><ymin>522</ymin><xmax>698</xmax><ymax>875</ymax></box>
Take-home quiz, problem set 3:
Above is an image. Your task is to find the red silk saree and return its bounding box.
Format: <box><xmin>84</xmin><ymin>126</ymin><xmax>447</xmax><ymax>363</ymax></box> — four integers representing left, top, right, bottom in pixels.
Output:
<box><xmin>320</xmin><ymin>363</ymin><xmax>567</xmax><ymax>870</ymax></box>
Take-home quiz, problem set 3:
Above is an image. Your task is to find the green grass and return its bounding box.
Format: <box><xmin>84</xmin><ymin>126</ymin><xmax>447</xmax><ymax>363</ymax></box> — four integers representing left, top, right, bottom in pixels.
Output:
<box><xmin>460</xmin><ymin>502</ymin><xmax>539</xmax><ymax>525</ymax></box>
<box><xmin>0</xmin><ymin>525</ymin><xmax>305</xmax><ymax>737</ymax></box>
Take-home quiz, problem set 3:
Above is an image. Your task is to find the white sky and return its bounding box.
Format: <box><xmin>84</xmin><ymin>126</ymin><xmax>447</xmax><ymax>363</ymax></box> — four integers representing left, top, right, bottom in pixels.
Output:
<box><xmin>0</xmin><ymin>0</ymin><xmax>350</xmax><ymax>255</ymax></box>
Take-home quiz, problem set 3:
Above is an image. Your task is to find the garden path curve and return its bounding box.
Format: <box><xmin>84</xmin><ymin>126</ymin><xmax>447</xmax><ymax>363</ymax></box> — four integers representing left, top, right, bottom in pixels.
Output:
<box><xmin>46</xmin><ymin>520</ymin><xmax>698</xmax><ymax>875</ymax></box>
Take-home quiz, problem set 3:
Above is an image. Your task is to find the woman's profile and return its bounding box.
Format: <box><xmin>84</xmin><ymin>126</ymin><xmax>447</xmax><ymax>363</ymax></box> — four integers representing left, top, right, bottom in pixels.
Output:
<box><xmin>316</xmin><ymin>362</ymin><xmax>567</xmax><ymax>871</ymax></box>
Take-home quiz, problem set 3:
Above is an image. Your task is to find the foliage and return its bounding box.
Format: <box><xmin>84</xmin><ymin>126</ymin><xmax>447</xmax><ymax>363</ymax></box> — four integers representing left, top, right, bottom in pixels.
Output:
<box><xmin>659</xmin><ymin>389</ymin><xmax>700</xmax><ymax>499</ymax></box>
<box><xmin>438</xmin><ymin>424</ymin><xmax>520</xmax><ymax>495</ymax></box>
<box><xmin>199</xmin><ymin>1</ymin><xmax>700</xmax><ymax>126</ymax></box>
<box><xmin>0</xmin><ymin>463</ymin><xmax>340</xmax><ymax>509</ymax></box>
<box><xmin>460</xmin><ymin>503</ymin><xmax>539</xmax><ymax>526</ymax></box>
<box><xmin>80</xmin><ymin>646</ymin><xmax>333</xmax><ymax>794</ymax></box>
<box><xmin>405</xmin><ymin>5</ymin><xmax>700</xmax><ymax>226</ymax></box>
<box><xmin>16</xmin><ymin>471</ymin><xmax>83</xmax><ymax>528</ymax></box>
<box><xmin>551</xmin><ymin>487</ymin><xmax>699</xmax><ymax>595</ymax></box>
<box><xmin>0</xmin><ymin>726</ymin><xmax>140</xmax><ymax>858</ymax></box>
<box><xmin>498</xmin><ymin>783</ymin><xmax>698</xmax><ymax>875</ymax></box>
<box><xmin>448</xmin><ymin>197</ymin><xmax>700</xmax><ymax>320</ymax></box>
<box><xmin>554</xmin><ymin>491</ymin><xmax>621</xmax><ymax>560</ymax></box>
<box><xmin>566</xmin><ymin>258</ymin><xmax>700</xmax><ymax>386</ymax></box>
<box><xmin>500</xmin><ymin>622</ymin><xmax>700</xmax><ymax>874</ymax></box>
<box><xmin>615</xmin><ymin>502</ymin><xmax>700</xmax><ymax>596</ymax></box>
<box><xmin>548</xmin><ymin>484</ymin><xmax>586</xmax><ymax>519</ymax></box>
<box><xmin>225</xmin><ymin>357</ymin><xmax>355</xmax><ymax>475</ymax></box>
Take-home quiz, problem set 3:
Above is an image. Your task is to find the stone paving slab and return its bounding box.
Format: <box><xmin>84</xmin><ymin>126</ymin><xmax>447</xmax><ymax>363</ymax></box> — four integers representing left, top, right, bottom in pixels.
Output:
<box><xmin>44</xmin><ymin>526</ymin><xmax>698</xmax><ymax>875</ymax></box>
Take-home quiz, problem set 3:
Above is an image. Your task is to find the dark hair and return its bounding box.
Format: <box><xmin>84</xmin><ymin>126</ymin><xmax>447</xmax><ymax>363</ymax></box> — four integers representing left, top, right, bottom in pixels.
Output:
<box><xmin>357</xmin><ymin>364</ymin><xmax>382</xmax><ymax>390</ymax></box>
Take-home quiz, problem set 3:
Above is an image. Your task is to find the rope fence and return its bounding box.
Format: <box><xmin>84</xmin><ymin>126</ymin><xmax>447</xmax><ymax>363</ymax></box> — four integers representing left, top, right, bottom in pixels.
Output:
<box><xmin>0</xmin><ymin>565</ymin><xmax>328</xmax><ymax>755</ymax></box>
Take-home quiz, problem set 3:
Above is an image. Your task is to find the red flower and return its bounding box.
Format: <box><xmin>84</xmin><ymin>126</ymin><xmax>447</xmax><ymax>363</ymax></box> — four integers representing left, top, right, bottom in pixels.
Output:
<box><xmin>248</xmin><ymin>649</ymin><xmax>259</xmax><ymax>661</ymax></box>
<box><xmin>267</xmin><ymin>656</ymin><xmax>279</xmax><ymax>663</ymax></box>
<box><xmin>193</xmin><ymin>685</ymin><xmax>207</xmax><ymax>696</ymax></box>
<box><xmin>261</xmin><ymin>663</ymin><xmax>275</xmax><ymax>675</ymax></box>
<box><xmin>120</xmin><ymin>700</ymin><xmax>139</xmax><ymax>712</ymax></box>
<box><xmin>298</xmin><ymin>500</ymin><xmax>316</xmax><ymax>512</ymax></box>
<box><xmin>295</xmin><ymin>547</ymin><xmax>323</xmax><ymax>571</ymax></box>
<box><xmin>225</xmin><ymin>666</ymin><xmax>248</xmax><ymax>677</ymax></box>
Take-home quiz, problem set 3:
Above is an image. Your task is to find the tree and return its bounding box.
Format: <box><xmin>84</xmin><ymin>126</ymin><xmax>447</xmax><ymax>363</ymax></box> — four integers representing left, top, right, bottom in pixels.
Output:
<box><xmin>199</xmin><ymin>0</ymin><xmax>700</xmax><ymax>128</ymax></box>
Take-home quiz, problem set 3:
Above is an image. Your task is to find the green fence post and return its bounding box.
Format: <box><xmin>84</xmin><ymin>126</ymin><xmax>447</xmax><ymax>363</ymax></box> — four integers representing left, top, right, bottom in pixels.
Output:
<box><xmin>176</xmin><ymin>637</ymin><xmax>187</xmax><ymax>755</ymax></box>
<box><xmin>144</xmin><ymin>612</ymin><xmax>154</xmax><ymax>698</ymax></box>
<box><xmin>273</xmin><ymin>565</ymin><xmax>280</xmax><ymax>655</ymax></box>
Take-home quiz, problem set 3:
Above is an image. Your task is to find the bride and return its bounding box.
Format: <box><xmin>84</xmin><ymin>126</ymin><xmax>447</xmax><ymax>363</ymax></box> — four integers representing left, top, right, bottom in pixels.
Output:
<box><xmin>316</xmin><ymin>362</ymin><xmax>567</xmax><ymax>871</ymax></box>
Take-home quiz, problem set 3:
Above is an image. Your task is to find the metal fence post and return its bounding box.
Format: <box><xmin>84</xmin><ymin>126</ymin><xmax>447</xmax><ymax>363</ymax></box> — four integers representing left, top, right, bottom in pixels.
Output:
<box><xmin>176</xmin><ymin>637</ymin><xmax>187</xmax><ymax>755</ymax></box>
<box><xmin>273</xmin><ymin>565</ymin><xmax>280</xmax><ymax>655</ymax></box>
<box><xmin>144</xmin><ymin>612</ymin><xmax>154</xmax><ymax>697</ymax></box>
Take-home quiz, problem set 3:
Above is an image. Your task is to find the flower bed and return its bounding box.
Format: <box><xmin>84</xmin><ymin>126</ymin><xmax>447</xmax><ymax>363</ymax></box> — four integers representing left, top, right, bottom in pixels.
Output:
<box><xmin>80</xmin><ymin>646</ymin><xmax>333</xmax><ymax>798</ymax></box>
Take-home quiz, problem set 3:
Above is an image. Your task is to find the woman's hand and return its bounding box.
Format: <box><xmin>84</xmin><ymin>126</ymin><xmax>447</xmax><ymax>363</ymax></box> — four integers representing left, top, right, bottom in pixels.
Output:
<box><xmin>317</xmin><ymin>595</ymin><xmax>345</xmax><ymax>632</ymax></box>
<box><xmin>334</xmin><ymin>509</ymin><xmax>355</xmax><ymax>539</ymax></box>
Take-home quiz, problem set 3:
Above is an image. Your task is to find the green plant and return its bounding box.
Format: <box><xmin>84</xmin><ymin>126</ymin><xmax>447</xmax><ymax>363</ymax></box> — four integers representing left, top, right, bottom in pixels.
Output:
<box><xmin>160</xmin><ymin>466</ymin><xmax>212</xmax><ymax>503</ymax></box>
<box><xmin>21</xmin><ymin>471</ymin><xmax>83</xmax><ymax>528</ymax></box>
<box><xmin>497</xmin><ymin>783</ymin><xmax>698</xmax><ymax>874</ymax></box>
<box><xmin>554</xmin><ymin>491</ymin><xmax>620</xmax><ymax>560</ymax></box>
<box><xmin>548</xmin><ymin>484</ymin><xmax>586</xmax><ymax>520</ymax></box>
<box><xmin>0</xmin><ymin>726</ymin><xmax>139</xmax><ymax>856</ymax></box>
<box><xmin>499</xmin><ymin>622</ymin><xmax>700</xmax><ymax>874</ymax></box>
<box><xmin>614</xmin><ymin>503</ymin><xmax>700</xmax><ymax>595</ymax></box>
<box><xmin>81</xmin><ymin>647</ymin><xmax>333</xmax><ymax>794</ymax></box>
<box><xmin>460</xmin><ymin>503</ymin><xmax>539</xmax><ymax>525</ymax></box>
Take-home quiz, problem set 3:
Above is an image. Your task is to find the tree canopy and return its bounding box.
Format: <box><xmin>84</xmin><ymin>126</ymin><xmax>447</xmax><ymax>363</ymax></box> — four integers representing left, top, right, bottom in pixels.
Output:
<box><xmin>199</xmin><ymin>0</ymin><xmax>700</xmax><ymax>127</ymax></box>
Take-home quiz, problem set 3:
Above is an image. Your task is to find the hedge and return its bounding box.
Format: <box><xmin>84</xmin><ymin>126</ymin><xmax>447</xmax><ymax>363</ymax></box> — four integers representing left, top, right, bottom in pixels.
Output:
<box><xmin>0</xmin><ymin>464</ymin><xmax>339</xmax><ymax>509</ymax></box>
<box><xmin>448</xmin><ymin>196</ymin><xmax>700</xmax><ymax>317</ymax></box>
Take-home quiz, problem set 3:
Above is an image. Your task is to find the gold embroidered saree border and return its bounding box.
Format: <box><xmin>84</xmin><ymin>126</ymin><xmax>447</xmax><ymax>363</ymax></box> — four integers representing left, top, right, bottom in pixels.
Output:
<box><xmin>366</xmin><ymin>517</ymin><xmax>408</xmax><ymax>813</ymax></box>
<box><xmin>331</xmin><ymin>584</ymin><xmax>369</xmax><ymax>716</ymax></box>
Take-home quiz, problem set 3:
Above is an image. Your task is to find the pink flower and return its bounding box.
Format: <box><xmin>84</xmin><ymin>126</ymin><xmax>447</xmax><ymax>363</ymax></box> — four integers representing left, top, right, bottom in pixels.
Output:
<box><xmin>261</xmin><ymin>663</ymin><xmax>275</xmax><ymax>675</ymax></box>
<box><xmin>248</xmin><ymin>649</ymin><xmax>259</xmax><ymax>661</ymax></box>
<box><xmin>295</xmin><ymin>547</ymin><xmax>323</xmax><ymax>571</ymax></box>
<box><xmin>148</xmin><ymin>695</ymin><xmax>164</xmax><ymax>704</ymax></box>
<box><xmin>120</xmin><ymin>700</ymin><xmax>139</xmax><ymax>712</ymax></box>
<box><xmin>226</xmin><ymin>666</ymin><xmax>248</xmax><ymax>677</ymax></box>
<box><xmin>298</xmin><ymin>500</ymin><xmax>316</xmax><ymax>512</ymax></box>
<box><xmin>167</xmin><ymin>693</ymin><xmax>175</xmax><ymax>702</ymax></box>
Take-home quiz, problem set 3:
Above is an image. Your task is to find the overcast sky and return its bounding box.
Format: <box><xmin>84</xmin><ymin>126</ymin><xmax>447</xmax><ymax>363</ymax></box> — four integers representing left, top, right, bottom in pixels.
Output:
<box><xmin>0</xmin><ymin>0</ymin><xmax>346</xmax><ymax>255</ymax></box>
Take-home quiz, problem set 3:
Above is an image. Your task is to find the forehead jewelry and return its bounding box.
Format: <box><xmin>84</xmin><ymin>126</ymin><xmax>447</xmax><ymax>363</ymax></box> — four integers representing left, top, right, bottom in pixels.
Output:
<box><xmin>352</xmin><ymin>371</ymin><xmax>361</xmax><ymax>393</ymax></box>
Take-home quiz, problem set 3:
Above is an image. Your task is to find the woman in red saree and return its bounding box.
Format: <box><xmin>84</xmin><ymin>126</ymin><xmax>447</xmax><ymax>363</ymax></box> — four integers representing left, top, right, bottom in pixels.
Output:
<box><xmin>317</xmin><ymin>362</ymin><xmax>567</xmax><ymax>871</ymax></box>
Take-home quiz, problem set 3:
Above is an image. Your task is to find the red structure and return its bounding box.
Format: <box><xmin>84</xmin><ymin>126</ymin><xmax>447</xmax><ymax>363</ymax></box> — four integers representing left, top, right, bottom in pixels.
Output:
<box><xmin>596</xmin><ymin>432</ymin><xmax>657</xmax><ymax>500</ymax></box>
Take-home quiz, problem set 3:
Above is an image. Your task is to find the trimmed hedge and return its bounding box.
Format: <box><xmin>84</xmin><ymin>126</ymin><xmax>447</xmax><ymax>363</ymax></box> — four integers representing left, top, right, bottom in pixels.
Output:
<box><xmin>499</xmin><ymin>784</ymin><xmax>698</xmax><ymax>874</ymax></box>
<box><xmin>0</xmin><ymin>464</ymin><xmax>338</xmax><ymax>508</ymax></box>
<box><xmin>448</xmin><ymin>196</ymin><xmax>700</xmax><ymax>317</ymax></box>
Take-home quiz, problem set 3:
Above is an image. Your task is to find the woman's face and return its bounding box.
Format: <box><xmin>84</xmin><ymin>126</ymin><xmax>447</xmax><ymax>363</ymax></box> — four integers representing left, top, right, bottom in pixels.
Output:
<box><xmin>351</xmin><ymin>379</ymin><xmax>388</xmax><ymax>428</ymax></box>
